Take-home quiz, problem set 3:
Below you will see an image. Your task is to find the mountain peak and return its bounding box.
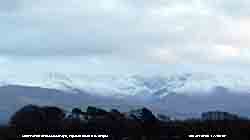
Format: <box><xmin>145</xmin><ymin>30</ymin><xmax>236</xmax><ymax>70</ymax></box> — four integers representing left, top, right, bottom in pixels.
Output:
<box><xmin>1</xmin><ymin>72</ymin><xmax>250</xmax><ymax>98</ymax></box>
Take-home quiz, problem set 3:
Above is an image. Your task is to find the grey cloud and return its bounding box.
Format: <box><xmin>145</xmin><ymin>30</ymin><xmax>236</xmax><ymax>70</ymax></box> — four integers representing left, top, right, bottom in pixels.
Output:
<box><xmin>0</xmin><ymin>0</ymin><xmax>249</xmax><ymax>66</ymax></box>
<box><xmin>205</xmin><ymin>0</ymin><xmax>250</xmax><ymax>17</ymax></box>
<box><xmin>0</xmin><ymin>0</ymin><xmax>19</xmax><ymax>12</ymax></box>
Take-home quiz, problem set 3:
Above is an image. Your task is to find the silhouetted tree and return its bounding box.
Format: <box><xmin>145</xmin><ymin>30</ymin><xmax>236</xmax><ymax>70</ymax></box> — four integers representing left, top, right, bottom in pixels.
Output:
<box><xmin>87</xmin><ymin>106</ymin><xmax>108</xmax><ymax>116</ymax></box>
<box><xmin>41</xmin><ymin>106</ymin><xmax>65</xmax><ymax>128</ymax></box>
<box><xmin>9</xmin><ymin>104</ymin><xmax>45</xmax><ymax>128</ymax></box>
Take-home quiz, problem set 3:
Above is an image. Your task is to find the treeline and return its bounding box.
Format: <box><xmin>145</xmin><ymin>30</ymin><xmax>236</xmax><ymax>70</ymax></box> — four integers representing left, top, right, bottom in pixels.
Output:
<box><xmin>0</xmin><ymin>104</ymin><xmax>250</xmax><ymax>140</ymax></box>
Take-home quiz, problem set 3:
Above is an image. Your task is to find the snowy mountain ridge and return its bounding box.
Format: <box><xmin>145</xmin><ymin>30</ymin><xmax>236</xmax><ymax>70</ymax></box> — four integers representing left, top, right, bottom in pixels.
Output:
<box><xmin>1</xmin><ymin>72</ymin><xmax>249</xmax><ymax>98</ymax></box>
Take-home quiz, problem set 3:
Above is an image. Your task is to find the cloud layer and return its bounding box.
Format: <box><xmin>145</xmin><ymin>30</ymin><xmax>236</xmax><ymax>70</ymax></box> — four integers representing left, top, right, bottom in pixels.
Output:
<box><xmin>0</xmin><ymin>0</ymin><xmax>250</xmax><ymax>75</ymax></box>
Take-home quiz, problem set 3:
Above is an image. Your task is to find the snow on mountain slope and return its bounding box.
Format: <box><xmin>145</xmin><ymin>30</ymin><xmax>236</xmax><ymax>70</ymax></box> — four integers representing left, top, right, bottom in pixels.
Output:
<box><xmin>1</xmin><ymin>73</ymin><xmax>250</xmax><ymax>97</ymax></box>
<box><xmin>1</xmin><ymin>72</ymin><xmax>250</xmax><ymax>121</ymax></box>
<box><xmin>1</xmin><ymin>72</ymin><xmax>250</xmax><ymax>98</ymax></box>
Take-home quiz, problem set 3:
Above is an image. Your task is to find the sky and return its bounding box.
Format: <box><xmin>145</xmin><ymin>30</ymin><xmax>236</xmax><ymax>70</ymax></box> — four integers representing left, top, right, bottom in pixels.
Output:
<box><xmin>0</xmin><ymin>0</ymin><xmax>250</xmax><ymax>77</ymax></box>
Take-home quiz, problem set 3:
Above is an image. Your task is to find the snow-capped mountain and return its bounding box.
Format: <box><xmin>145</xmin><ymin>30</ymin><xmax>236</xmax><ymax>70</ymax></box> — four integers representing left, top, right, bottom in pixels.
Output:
<box><xmin>2</xmin><ymin>72</ymin><xmax>249</xmax><ymax>98</ymax></box>
<box><xmin>1</xmin><ymin>72</ymin><xmax>250</xmax><ymax>122</ymax></box>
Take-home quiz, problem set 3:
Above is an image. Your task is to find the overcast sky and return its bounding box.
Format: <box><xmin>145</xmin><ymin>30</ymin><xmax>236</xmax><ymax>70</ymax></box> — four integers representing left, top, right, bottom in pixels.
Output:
<box><xmin>0</xmin><ymin>0</ymin><xmax>250</xmax><ymax>77</ymax></box>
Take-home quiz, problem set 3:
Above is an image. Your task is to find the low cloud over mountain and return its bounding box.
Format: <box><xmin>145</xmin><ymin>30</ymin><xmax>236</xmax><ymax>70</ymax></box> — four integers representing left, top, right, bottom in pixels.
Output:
<box><xmin>1</xmin><ymin>72</ymin><xmax>250</xmax><ymax>123</ymax></box>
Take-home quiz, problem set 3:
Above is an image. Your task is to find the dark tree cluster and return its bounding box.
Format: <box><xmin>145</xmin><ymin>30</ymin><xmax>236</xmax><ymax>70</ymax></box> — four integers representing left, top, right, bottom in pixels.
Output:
<box><xmin>0</xmin><ymin>104</ymin><xmax>250</xmax><ymax>140</ymax></box>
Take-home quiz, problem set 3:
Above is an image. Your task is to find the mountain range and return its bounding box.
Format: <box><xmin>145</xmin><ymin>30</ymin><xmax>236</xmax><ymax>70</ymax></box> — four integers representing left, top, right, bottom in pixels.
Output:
<box><xmin>17</xmin><ymin>72</ymin><xmax>250</xmax><ymax>97</ymax></box>
<box><xmin>0</xmin><ymin>72</ymin><xmax>250</xmax><ymax>123</ymax></box>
